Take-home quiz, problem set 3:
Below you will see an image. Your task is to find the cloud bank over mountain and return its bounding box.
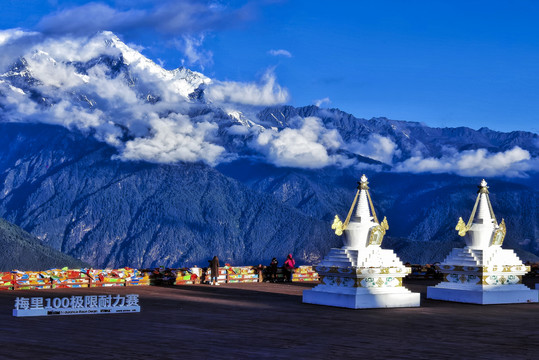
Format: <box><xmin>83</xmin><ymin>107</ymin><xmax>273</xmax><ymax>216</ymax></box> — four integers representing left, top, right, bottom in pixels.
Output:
<box><xmin>395</xmin><ymin>146</ymin><xmax>534</xmax><ymax>177</ymax></box>
<box><xmin>253</xmin><ymin>117</ymin><xmax>343</xmax><ymax>169</ymax></box>
<box><xmin>0</xmin><ymin>30</ymin><xmax>283</xmax><ymax>165</ymax></box>
<box><xmin>205</xmin><ymin>70</ymin><xmax>289</xmax><ymax>106</ymax></box>
<box><xmin>347</xmin><ymin>134</ymin><xmax>400</xmax><ymax>165</ymax></box>
<box><xmin>120</xmin><ymin>114</ymin><xmax>225</xmax><ymax>165</ymax></box>
<box><xmin>0</xmin><ymin>30</ymin><xmax>537</xmax><ymax>177</ymax></box>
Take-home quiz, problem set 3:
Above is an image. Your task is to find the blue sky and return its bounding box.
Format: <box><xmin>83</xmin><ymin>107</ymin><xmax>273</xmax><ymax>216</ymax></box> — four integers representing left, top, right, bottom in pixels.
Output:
<box><xmin>2</xmin><ymin>0</ymin><xmax>539</xmax><ymax>133</ymax></box>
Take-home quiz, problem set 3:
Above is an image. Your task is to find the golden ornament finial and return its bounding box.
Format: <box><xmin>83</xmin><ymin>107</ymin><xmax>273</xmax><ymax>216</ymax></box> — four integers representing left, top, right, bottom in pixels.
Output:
<box><xmin>332</xmin><ymin>215</ymin><xmax>344</xmax><ymax>236</ymax></box>
<box><xmin>357</xmin><ymin>174</ymin><xmax>369</xmax><ymax>190</ymax></box>
<box><xmin>455</xmin><ymin>217</ymin><xmax>468</xmax><ymax>236</ymax></box>
<box><xmin>380</xmin><ymin>216</ymin><xmax>389</xmax><ymax>232</ymax></box>
<box><xmin>478</xmin><ymin>178</ymin><xmax>489</xmax><ymax>194</ymax></box>
<box><xmin>491</xmin><ymin>218</ymin><xmax>507</xmax><ymax>246</ymax></box>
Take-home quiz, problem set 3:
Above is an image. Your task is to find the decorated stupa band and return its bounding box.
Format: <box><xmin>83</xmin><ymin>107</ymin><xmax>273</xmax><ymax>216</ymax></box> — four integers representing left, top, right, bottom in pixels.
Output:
<box><xmin>426</xmin><ymin>178</ymin><xmax>538</xmax><ymax>304</ymax></box>
<box><xmin>303</xmin><ymin>174</ymin><xmax>420</xmax><ymax>309</ymax></box>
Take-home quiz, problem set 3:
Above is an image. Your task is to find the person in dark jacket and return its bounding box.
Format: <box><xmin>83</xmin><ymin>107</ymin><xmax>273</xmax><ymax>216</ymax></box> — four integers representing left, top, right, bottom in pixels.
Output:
<box><xmin>269</xmin><ymin>257</ymin><xmax>278</xmax><ymax>282</ymax></box>
<box><xmin>283</xmin><ymin>254</ymin><xmax>295</xmax><ymax>282</ymax></box>
<box><xmin>208</xmin><ymin>256</ymin><xmax>220</xmax><ymax>285</ymax></box>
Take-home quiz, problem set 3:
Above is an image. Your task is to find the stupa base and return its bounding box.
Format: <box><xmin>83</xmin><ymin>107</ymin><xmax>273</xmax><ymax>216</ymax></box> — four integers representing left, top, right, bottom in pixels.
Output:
<box><xmin>303</xmin><ymin>288</ymin><xmax>420</xmax><ymax>309</ymax></box>
<box><xmin>427</xmin><ymin>285</ymin><xmax>538</xmax><ymax>305</ymax></box>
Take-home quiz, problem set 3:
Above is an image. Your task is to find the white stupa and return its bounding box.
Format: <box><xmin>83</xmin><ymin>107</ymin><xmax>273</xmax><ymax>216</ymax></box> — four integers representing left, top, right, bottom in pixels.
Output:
<box><xmin>303</xmin><ymin>175</ymin><xmax>420</xmax><ymax>309</ymax></box>
<box><xmin>427</xmin><ymin>179</ymin><xmax>538</xmax><ymax>304</ymax></box>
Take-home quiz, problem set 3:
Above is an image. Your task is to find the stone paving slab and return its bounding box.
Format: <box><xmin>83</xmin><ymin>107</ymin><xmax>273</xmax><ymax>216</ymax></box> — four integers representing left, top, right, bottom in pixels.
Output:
<box><xmin>1</xmin><ymin>279</ymin><xmax>538</xmax><ymax>359</ymax></box>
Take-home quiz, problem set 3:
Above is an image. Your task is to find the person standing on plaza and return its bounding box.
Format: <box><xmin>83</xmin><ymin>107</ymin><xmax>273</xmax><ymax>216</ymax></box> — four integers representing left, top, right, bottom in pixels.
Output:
<box><xmin>208</xmin><ymin>256</ymin><xmax>220</xmax><ymax>285</ymax></box>
<box><xmin>269</xmin><ymin>257</ymin><xmax>279</xmax><ymax>282</ymax></box>
<box><xmin>283</xmin><ymin>254</ymin><xmax>295</xmax><ymax>282</ymax></box>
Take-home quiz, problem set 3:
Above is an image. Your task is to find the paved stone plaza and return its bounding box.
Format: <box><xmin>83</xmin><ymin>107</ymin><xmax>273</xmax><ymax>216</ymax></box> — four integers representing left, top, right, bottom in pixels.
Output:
<box><xmin>2</xmin><ymin>279</ymin><xmax>538</xmax><ymax>359</ymax></box>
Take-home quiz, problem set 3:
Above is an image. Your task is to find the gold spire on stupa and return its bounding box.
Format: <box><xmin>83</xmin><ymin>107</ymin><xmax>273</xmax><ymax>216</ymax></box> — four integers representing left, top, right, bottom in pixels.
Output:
<box><xmin>455</xmin><ymin>179</ymin><xmax>499</xmax><ymax>236</ymax></box>
<box><xmin>331</xmin><ymin>175</ymin><xmax>388</xmax><ymax>242</ymax></box>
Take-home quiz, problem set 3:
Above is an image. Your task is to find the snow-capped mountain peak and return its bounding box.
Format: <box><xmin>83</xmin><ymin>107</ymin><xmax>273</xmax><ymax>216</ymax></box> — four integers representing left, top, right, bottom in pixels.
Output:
<box><xmin>0</xmin><ymin>31</ymin><xmax>210</xmax><ymax>100</ymax></box>
<box><xmin>0</xmin><ymin>30</ymin><xmax>537</xmax><ymax>176</ymax></box>
<box><xmin>103</xmin><ymin>31</ymin><xmax>210</xmax><ymax>98</ymax></box>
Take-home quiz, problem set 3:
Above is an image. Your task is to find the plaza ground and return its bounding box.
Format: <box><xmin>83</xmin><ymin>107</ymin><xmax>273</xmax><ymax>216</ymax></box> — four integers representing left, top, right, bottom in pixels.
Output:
<box><xmin>1</xmin><ymin>279</ymin><xmax>539</xmax><ymax>359</ymax></box>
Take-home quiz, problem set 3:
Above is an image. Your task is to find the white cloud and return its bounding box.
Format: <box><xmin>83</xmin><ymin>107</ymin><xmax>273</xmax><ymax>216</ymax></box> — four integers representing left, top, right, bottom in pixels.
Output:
<box><xmin>314</xmin><ymin>97</ymin><xmax>330</xmax><ymax>107</ymax></box>
<box><xmin>0</xmin><ymin>30</ymin><xmax>43</xmax><ymax>72</ymax></box>
<box><xmin>206</xmin><ymin>70</ymin><xmax>289</xmax><ymax>106</ymax></box>
<box><xmin>394</xmin><ymin>146</ymin><xmax>536</xmax><ymax>177</ymax></box>
<box><xmin>32</xmin><ymin>1</ymin><xmax>266</xmax><ymax>74</ymax></box>
<box><xmin>0</xmin><ymin>31</ymin><xmax>294</xmax><ymax>167</ymax></box>
<box><xmin>24</xmin><ymin>51</ymin><xmax>87</xmax><ymax>89</ymax></box>
<box><xmin>0</xmin><ymin>29</ymin><xmax>37</xmax><ymax>47</ymax></box>
<box><xmin>174</xmin><ymin>34</ymin><xmax>213</xmax><ymax>69</ymax></box>
<box><xmin>253</xmin><ymin>117</ymin><xmax>343</xmax><ymax>169</ymax></box>
<box><xmin>268</xmin><ymin>49</ymin><xmax>292</xmax><ymax>58</ymax></box>
<box><xmin>0</xmin><ymin>31</ymin><xmax>225</xmax><ymax>166</ymax></box>
<box><xmin>37</xmin><ymin>1</ymin><xmax>257</xmax><ymax>37</ymax></box>
<box><xmin>38</xmin><ymin>32</ymin><xmax>121</xmax><ymax>63</ymax></box>
<box><xmin>1</xmin><ymin>30</ymin><xmax>537</xmax><ymax>177</ymax></box>
<box><xmin>347</xmin><ymin>134</ymin><xmax>399</xmax><ymax>164</ymax></box>
<box><xmin>120</xmin><ymin>114</ymin><xmax>225</xmax><ymax>165</ymax></box>
<box><xmin>227</xmin><ymin>125</ymin><xmax>250</xmax><ymax>136</ymax></box>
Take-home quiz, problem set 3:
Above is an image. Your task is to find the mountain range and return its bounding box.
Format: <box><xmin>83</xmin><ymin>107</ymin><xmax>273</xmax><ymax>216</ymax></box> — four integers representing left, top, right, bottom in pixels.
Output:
<box><xmin>0</xmin><ymin>217</ymin><xmax>87</xmax><ymax>271</ymax></box>
<box><xmin>0</xmin><ymin>31</ymin><xmax>537</xmax><ymax>268</ymax></box>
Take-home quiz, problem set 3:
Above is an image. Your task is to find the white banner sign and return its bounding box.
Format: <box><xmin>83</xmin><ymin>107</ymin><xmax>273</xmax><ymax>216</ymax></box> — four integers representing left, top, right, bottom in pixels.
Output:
<box><xmin>13</xmin><ymin>294</ymin><xmax>140</xmax><ymax>317</ymax></box>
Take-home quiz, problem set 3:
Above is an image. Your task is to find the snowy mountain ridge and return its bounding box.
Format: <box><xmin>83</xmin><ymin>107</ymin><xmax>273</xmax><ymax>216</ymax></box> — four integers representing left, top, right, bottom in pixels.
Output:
<box><xmin>105</xmin><ymin>32</ymin><xmax>210</xmax><ymax>98</ymax></box>
<box><xmin>0</xmin><ymin>30</ymin><xmax>537</xmax><ymax>177</ymax></box>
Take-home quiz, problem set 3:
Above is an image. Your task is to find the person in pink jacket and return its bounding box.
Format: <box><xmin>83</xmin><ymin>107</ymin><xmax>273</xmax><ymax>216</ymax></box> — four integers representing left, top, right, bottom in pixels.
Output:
<box><xmin>283</xmin><ymin>254</ymin><xmax>296</xmax><ymax>282</ymax></box>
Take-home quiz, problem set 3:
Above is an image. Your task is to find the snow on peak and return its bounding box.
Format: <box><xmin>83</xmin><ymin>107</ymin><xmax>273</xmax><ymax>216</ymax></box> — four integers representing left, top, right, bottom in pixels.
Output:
<box><xmin>103</xmin><ymin>32</ymin><xmax>211</xmax><ymax>98</ymax></box>
<box><xmin>1</xmin><ymin>30</ymin><xmax>210</xmax><ymax>99</ymax></box>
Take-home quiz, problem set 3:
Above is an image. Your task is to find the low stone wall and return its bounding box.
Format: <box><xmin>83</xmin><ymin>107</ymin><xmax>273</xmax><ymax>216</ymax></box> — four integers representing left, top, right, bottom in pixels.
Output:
<box><xmin>0</xmin><ymin>265</ymin><xmax>321</xmax><ymax>290</ymax></box>
<box><xmin>0</xmin><ymin>268</ymin><xmax>149</xmax><ymax>290</ymax></box>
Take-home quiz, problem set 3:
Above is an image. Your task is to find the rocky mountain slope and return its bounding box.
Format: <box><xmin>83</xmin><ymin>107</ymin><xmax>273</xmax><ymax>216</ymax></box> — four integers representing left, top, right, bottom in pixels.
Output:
<box><xmin>0</xmin><ymin>217</ymin><xmax>87</xmax><ymax>271</ymax></box>
<box><xmin>0</xmin><ymin>123</ymin><xmax>335</xmax><ymax>268</ymax></box>
<box><xmin>217</xmin><ymin>159</ymin><xmax>539</xmax><ymax>262</ymax></box>
<box><xmin>0</xmin><ymin>31</ymin><xmax>537</xmax><ymax>267</ymax></box>
<box><xmin>1</xmin><ymin>122</ymin><xmax>537</xmax><ymax>267</ymax></box>
<box><xmin>257</xmin><ymin>105</ymin><xmax>539</xmax><ymax>159</ymax></box>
